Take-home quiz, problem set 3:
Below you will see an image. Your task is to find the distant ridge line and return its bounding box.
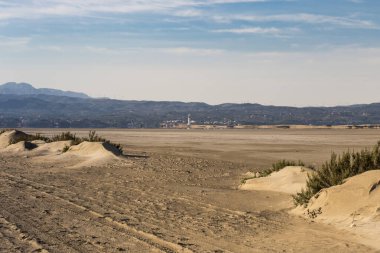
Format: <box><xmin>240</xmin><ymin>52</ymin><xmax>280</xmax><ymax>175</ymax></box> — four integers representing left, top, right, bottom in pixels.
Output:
<box><xmin>0</xmin><ymin>82</ymin><xmax>380</xmax><ymax>128</ymax></box>
<box><xmin>0</xmin><ymin>82</ymin><xmax>90</xmax><ymax>99</ymax></box>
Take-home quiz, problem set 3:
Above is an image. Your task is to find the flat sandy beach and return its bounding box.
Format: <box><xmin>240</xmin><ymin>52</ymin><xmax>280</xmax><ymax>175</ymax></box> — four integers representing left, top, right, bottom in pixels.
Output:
<box><xmin>1</xmin><ymin>129</ymin><xmax>380</xmax><ymax>252</ymax></box>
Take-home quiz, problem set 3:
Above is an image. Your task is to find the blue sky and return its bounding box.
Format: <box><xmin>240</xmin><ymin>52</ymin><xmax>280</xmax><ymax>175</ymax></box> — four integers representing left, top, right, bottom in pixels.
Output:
<box><xmin>0</xmin><ymin>0</ymin><xmax>379</xmax><ymax>106</ymax></box>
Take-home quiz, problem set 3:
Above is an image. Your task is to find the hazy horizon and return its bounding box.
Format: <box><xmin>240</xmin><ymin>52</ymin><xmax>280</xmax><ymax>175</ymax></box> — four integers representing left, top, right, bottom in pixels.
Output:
<box><xmin>2</xmin><ymin>81</ymin><xmax>380</xmax><ymax>108</ymax></box>
<box><xmin>0</xmin><ymin>0</ymin><xmax>379</xmax><ymax>106</ymax></box>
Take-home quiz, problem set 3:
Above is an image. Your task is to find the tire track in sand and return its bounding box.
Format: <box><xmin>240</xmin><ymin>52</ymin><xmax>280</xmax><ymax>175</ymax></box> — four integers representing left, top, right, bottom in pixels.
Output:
<box><xmin>1</xmin><ymin>172</ymin><xmax>193</xmax><ymax>253</ymax></box>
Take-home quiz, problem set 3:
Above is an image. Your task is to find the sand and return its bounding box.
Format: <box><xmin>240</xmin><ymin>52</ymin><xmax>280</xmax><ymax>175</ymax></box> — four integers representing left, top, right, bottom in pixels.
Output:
<box><xmin>66</xmin><ymin>141</ymin><xmax>122</xmax><ymax>158</ymax></box>
<box><xmin>31</xmin><ymin>140</ymin><xmax>72</xmax><ymax>156</ymax></box>
<box><xmin>240</xmin><ymin>166</ymin><xmax>314</xmax><ymax>194</ymax></box>
<box><xmin>293</xmin><ymin>170</ymin><xmax>380</xmax><ymax>249</ymax></box>
<box><xmin>3</xmin><ymin>141</ymin><xmax>37</xmax><ymax>153</ymax></box>
<box><xmin>59</xmin><ymin>141</ymin><xmax>123</xmax><ymax>167</ymax></box>
<box><xmin>0</xmin><ymin>130</ymin><xmax>29</xmax><ymax>149</ymax></box>
<box><xmin>0</xmin><ymin>130</ymin><xmax>124</xmax><ymax>168</ymax></box>
<box><xmin>1</xmin><ymin>128</ymin><xmax>380</xmax><ymax>252</ymax></box>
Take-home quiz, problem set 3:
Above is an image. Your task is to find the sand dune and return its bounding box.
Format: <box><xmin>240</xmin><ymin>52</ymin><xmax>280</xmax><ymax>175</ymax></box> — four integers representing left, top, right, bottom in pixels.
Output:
<box><xmin>66</xmin><ymin>141</ymin><xmax>122</xmax><ymax>158</ymax></box>
<box><xmin>0</xmin><ymin>130</ymin><xmax>29</xmax><ymax>149</ymax></box>
<box><xmin>240</xmin><ymin>165</ymin><xmax>380</xmax><ymax>249</ymax></box>
<box><xmin>240</xmin><ymin>166</ymin><xmax>314</xmax><ymax>194</ymax></box>
<box><xmin>293</xmin><ymin>170</ymin><xmax>380</xmax><ymax>249</ymax></box>
<box><xmin>31</xmin><ymin>141</ymin><xmax>72</xmax><ymax>156</ymax></box>
<box><xmin>0</xmin><ymin>130</ymin><xmax>123</xmax><ymax>168</ymax></box>
<box><xmin>4</xmin><ymin>141</ymin><xmax>37</xmax><ymax>153</ymax></box>
<box><xmin>57</xmin><ymin>141</ymin><xmax>123</xmax><ymax>167</ymax></box>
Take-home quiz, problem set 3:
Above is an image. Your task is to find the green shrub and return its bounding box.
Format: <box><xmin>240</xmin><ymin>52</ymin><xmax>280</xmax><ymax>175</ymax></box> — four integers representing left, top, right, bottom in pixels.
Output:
<box><xmin>51</xmin><ymin>131</ymin><xmax>123</xmax><ymax>153</ymax></box>
<box><xmin>261</xmin><ymin>159</ymin><xmax>306</xmax><ymax>177</ymax></box>
<box><xmin>62</xmin><ymin>145</ymin><xmax>70</xmax><ymax>153</ymax></box>
<box><xmin>84</xmin><ymin>131</ymin><xmax>123</xmax><ymax>153</ymax></box>
<box><xmin>293</xmin><ymin>141</ymin><xmax>380</xmax><ymax>206</ymax></box>
<box><xmin>50</xmin><ymin>132</ymin><xmax>82</xmax><ymax>145</ymax></box>
<box><xmin>272</xmin><ymin>159</ymin><xmax>305</xmax><ymax>171</ymax></box>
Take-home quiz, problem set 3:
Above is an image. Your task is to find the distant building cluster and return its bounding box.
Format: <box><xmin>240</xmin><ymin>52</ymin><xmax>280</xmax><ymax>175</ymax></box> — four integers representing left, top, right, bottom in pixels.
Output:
<box><xmin>160</xmin><ymin>120</ymin><xmax>187</xmax><ymax>129</ymax></box>
<box><xmin>160</xmin><ymin>116</ymin><xmax>237</xmax><ymax>129</ymax></box>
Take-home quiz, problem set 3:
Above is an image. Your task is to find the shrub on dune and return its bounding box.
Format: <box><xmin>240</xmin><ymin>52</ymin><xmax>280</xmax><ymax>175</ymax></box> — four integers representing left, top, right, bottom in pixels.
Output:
<box><xmin>293</xmin><ymin>141</ymin><xmax>380</xmax><ymax>206</ymax></box>
<box><xmin>261</xmin><ymin>159</ymin><xmax>307</xmax><ymax>177</ymax></box>
<box><xmin>0</xmin><ymin>129</ymin><xmax>124</xmax><ymax>154</ymax></box>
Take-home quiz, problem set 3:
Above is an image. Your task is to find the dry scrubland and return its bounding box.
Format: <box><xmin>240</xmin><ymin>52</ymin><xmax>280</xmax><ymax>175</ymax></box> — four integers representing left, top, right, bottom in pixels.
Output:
<box><xmin>1</xmin><ymin>128</ymin><xmax>380</xmax><ymax>252</ymax></box>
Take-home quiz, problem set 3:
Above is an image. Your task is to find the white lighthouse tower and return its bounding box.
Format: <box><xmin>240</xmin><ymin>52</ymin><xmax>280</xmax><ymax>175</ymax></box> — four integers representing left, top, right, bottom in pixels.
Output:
<box><xmin>187</xmin><ymin>114</ymin><xmax>191</xmax><ymax>129</ymax></box>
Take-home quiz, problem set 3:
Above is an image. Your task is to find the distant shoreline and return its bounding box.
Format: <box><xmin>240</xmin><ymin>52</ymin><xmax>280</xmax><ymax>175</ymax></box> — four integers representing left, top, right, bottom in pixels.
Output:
<box><xmin>10</xmin><ymin>124</ymin><xmax>380</xmax><ymax>131</ymax></box>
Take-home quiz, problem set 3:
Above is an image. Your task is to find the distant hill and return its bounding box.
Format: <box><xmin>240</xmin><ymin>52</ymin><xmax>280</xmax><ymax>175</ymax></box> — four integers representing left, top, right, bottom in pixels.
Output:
<box><xmin>0</xmin><ymin>82</ymin><xmax>90</xmax><ymax>99</ymax></box>
<box><xmin>0</xmin><ymin>91</ymin><xmax>380</xmax><ymax>128</ymax></box>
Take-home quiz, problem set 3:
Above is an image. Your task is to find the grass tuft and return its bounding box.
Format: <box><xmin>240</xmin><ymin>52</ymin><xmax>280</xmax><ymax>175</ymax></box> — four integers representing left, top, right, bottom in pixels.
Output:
<box><xmin>293</xmin><ymin>141</ymin><xmax>380</xmax><ymax>206</ymax></box>
<box><xmin>261</xmin><ymin>159</ymin><xmax>306</xmax><ymax>177</ymax></box>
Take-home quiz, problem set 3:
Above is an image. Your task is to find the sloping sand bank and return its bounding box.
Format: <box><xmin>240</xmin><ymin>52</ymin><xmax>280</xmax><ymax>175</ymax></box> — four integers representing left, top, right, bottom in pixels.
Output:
<box><xmin>292</xmin><ymin>170</ymin><xmax>380</xmax><ymax>249</ymax></box>
<box><xmin>4</xmin><ymin>141</ymin><xmax>37</xmax><ymax>153</ymax></box>
<box><xmin>0</xmin><ymin>130</ymin><xmax>29</xmax><ymax>149</ymax></box>
<box><xmin>66</xmin><ymin>141</ymin><xmax>122</xmax><ymax>158</ymax></box>
<box><xmin>240</xmin><ymin>166</ymin><xmax>314</xmax><ymax>194</ymax></box>
<box><xmin>57</xmin><ymin>141</ymin><xmax>123</xmax><ymax>167</ymax></box>
<box><xmin>0</xmin><ymin>130</ymin><xmax>124</xmax><ymax>168</ymax></box>
<box><xmin>30</xmin><ymin>141</ymin><xmax>72</xmax><ymax>156</ymax></box>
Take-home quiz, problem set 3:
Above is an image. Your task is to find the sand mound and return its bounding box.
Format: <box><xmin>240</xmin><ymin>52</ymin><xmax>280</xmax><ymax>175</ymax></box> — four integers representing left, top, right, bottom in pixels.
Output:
<box><xmin>4</xmin><ymin>141</ymin><xmax>37</xmax><ymax>152</ymax></box>
<box><xmin>31</xmin><ymin>141</ymin><xmax>72</xmax><ymax>156</ymax></box>
<box><xmin>56</xmin><ymin>141</ymin><xmax>123</xmax><ymax>168</ymax></box>
<box><xmin>292</xmin><ymin>170</ymin><xmax>380</xmax><ymax>249</ymax></box>
<box><xmin>31</xmin><ymin>140</ymin><xmax>47</xmax><ymax>146</ymax></box>
<box><xmin>240</xmin><ymin>166</ymin><xmax>314</xmax><ymax>194</ymax></box>
<box><xmin>0</xmin><ymin>130</ymin><xmax>29</xmax><ymax>149</ymax></box>
<box><xmin>66</xmin><ymin>141</ymin><xmax>122</xmax><ymax>157</ymax></box>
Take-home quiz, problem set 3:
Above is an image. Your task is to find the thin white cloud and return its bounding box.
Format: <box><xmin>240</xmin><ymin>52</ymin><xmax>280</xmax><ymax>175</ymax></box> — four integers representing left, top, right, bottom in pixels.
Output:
<box><xmin>213</xmin><ymin>26</ymin><xmax>299</xmax><ymax>37</ymax></box>
<box><xmin>0</xmin><ymin>1</ymin><xmax>375</xmax><ymax>32</ymax></box>
<box><xmin>0</xmin><ymin>36</ymin><xmax>31</xmax><ymax>47</ymax></box>
<box><xmin>174</xmin><ymin>9</ymin><xmax>204</xmax><ymax>17</ymax></box>
<box><xmin>0</xmin><ymin>0</ymin><xmax>269</xmax><ymax>20</ymax></box>
<box><xmin>161</xmin><ymin>47</ymin><xmax>225</xmax><ymax>56</ymax></box>
<box><xmin>214</xmin><ymin>27</ymin><xmax>281</xmax><ymax>34</ymax></box>
<box><xmin>84</xmin><ymin>46</ymin><xmax>226</xmax><ymax>56</ymax></box>
<box><xmin>213</xmin><ymin>13</ymin><xmax>377</xmax><ymax>29</ymax></box>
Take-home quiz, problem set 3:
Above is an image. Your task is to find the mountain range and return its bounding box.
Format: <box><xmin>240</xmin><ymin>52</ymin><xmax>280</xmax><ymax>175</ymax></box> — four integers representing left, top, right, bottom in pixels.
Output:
<box><xmin>0</xmin><ymin>82</ymin><xmax>90</xmax><ymax>99</ymax></box>
<box><xmin>0</xmin><ymin>82</ymin><xmax>379</xmax><ymax>128</ymax></box>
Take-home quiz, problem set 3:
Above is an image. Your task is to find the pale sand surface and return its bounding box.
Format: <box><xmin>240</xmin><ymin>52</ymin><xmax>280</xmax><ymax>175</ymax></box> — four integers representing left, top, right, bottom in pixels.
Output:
<box><xmin>240</xmin><ymin>166</ymin><xmax>314</xmax><ymax>194</ymax></box>
<box><xmin>293</xmin><ymin>170</ymin><xmax>380</xmax><ymax>250</ymax></box>
<box><xmin>1</xmin><ymin>128</ymin><xmax>380</xmax><ymax>252</ymax></box>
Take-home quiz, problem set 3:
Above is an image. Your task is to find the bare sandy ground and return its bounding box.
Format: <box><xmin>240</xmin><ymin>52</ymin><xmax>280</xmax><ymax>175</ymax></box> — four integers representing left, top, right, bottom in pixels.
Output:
<box><xmin>1</xmin><ymin>128</ymin><xmax>380</xmax><ymax>252</ymax></box>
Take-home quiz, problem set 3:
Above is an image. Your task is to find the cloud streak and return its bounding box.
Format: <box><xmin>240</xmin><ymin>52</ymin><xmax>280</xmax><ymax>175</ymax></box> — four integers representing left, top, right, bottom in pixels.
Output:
<box><xmin>0</xmin><ymin>36</ymin><xmax>31</xmax><ymax>48</ymax></box>
<box><xmin>212</xmin><ymin>13</ymin><xmax>377</xmax><ymax>29</ymax></box>
<box><xmin>0</xmin><ymin>1</ymin><xmax>376</xmax><ymax>34</ymax></box>
<box><xmin>0</xmin><ymin>0</ymin><xmax>269</xmax><ymax>20</ymax></box>
<box><xmin>213</xmin><ymin>26</ymin><xmax>299</xmax><ymax>36</ymax></box>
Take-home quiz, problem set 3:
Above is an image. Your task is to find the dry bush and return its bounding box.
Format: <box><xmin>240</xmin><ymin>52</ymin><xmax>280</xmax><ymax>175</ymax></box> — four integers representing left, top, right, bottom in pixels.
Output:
<box><xmin>293</xmin><ymin>141</ymin><xmax>380</xmax><ymax>206</ymax></box>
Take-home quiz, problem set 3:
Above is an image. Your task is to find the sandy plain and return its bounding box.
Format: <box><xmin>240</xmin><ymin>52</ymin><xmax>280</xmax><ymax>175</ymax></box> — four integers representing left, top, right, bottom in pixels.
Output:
<box><xmin>1</xmin><ymin>128</ymin><xmax>380</xmax><ymax>252</ymax></box>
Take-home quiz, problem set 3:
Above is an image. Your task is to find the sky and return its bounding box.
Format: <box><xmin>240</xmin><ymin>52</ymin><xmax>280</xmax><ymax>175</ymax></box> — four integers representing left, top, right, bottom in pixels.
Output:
<box><xmin>0</xmin><ymin>0</ymin><xmax>379</xmax><ymax>106</ymax></box>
